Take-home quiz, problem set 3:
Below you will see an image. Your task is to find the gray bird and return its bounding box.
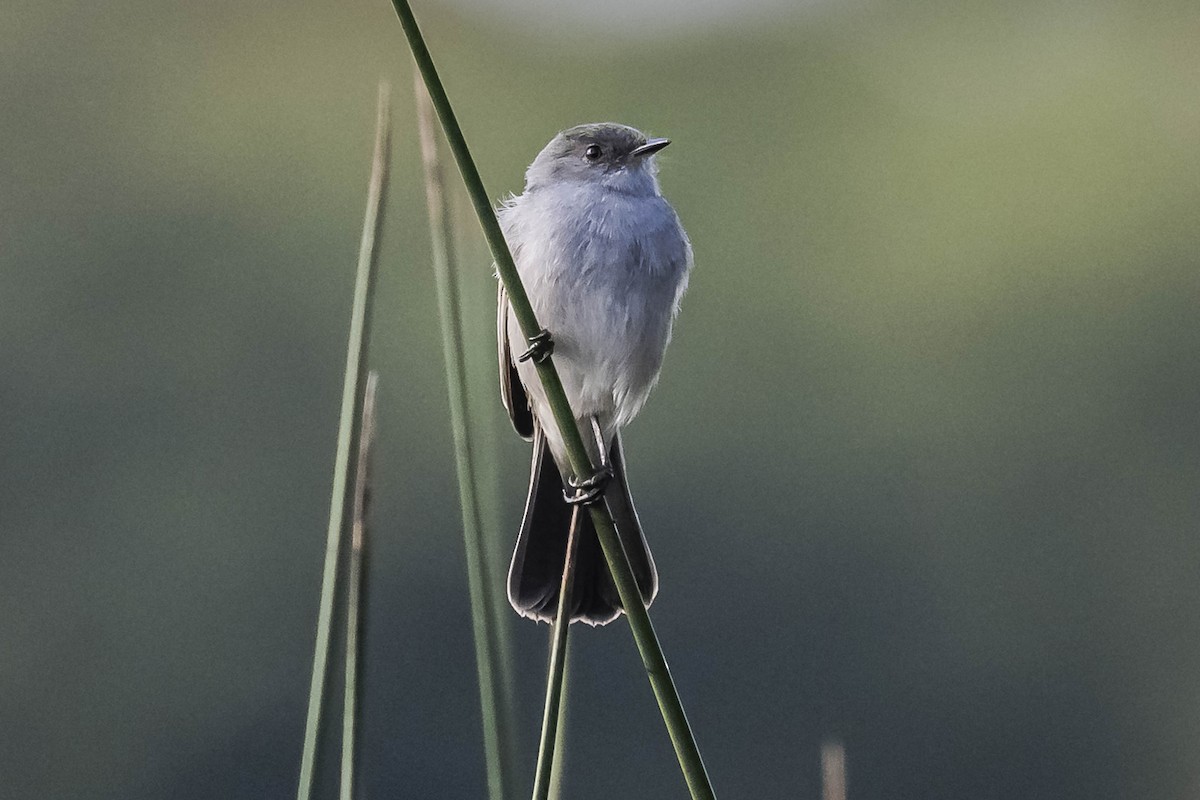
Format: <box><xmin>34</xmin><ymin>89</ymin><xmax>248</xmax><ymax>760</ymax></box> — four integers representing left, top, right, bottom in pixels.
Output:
<box><xmin>498</xmin><ymin>123</ymin><xmax>692</xmax><ymax>626</ymax></box>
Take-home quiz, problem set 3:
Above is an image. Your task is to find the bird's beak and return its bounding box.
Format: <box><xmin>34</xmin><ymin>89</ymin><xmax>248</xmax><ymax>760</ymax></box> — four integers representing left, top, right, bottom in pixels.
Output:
<box><xmin>631</xmin><ymin>138</ymin><xmax>671</xmax><ymax>158</ymax></box>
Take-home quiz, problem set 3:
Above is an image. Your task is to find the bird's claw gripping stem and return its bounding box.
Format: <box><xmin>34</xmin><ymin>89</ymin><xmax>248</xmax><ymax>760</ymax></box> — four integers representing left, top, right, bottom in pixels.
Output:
<box><xmin>563</xmin><ymin>465</ymin><xmax>613</xmax><ymax>506</ymax></box>
<box><xmin>518</xmin><ymin>329</ymin><xmax>555</xmax><ymax>364</ymax></box>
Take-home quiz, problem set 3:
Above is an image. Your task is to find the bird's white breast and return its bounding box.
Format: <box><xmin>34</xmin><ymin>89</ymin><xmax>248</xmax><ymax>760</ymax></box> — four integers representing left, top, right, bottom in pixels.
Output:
<box><xmin>500</xmin><ymin>180</ymin><xmax>691</xmax><ymax>459</ymax></box>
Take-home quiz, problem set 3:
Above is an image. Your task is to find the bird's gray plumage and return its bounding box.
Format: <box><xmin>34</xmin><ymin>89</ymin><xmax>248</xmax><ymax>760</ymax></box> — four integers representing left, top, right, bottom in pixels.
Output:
<box><xmin>499</xmin><ymin>122</ymin><xmax>691</xmax><ymax>626</ymax></box>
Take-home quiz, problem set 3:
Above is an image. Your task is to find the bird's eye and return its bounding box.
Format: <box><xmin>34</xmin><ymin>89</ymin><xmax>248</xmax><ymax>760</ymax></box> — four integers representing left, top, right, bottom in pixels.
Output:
<box><xmin>584</xmin><ymin>144</ymin><xmax>602</xmax><ymax>161</ymax></box>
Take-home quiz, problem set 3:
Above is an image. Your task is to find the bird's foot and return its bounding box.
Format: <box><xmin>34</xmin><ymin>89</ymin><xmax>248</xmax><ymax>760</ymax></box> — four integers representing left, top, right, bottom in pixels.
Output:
<box><xmin>518</xmin><ymin>329</ymin><xmax>555</xmax><ymax>364</ymax></box>
<box><xmin>563</xmin><ymin>465</ymin><xmax>613</xmax><ymax>506</ymax></box>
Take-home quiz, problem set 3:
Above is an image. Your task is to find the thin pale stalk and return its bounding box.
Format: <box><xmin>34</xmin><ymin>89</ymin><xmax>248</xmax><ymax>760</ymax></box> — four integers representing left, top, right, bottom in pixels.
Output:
<box><xmin>340</xmin><ymin>372</ymin><xmax>379</xmax><ymax>800</ymax></box>
<box><xmin>546</xmin><ymin>630</ymin><xmax>569</xmax><ymax>800</ymax></box>
<box><xmin>451</xmin><ymin>187</ymin><xmax>523</xmax><ymax>787</ymax></box>
<box><xmin>414</xmin><ymin>74</ymin><xmax>517</xmax><ymax>800</ymax></box>
<box><xmin>821</xmin><ymin>739</ymin><xmax>847</xmax><ymax>800</ymax></box>
<box><xmin>531</xmin><ymin>508</ymin><xmax>581</xmax><ymax>800</ymax></box>
<box><xmin>297</xmin><ymin>84</ymin><xmax>391</xmax><ymax>800</ymax></box>
<box><xmin>385</xmin><ymin>5</ymin><xmax>716</xmax><ymax>798</ymax></box>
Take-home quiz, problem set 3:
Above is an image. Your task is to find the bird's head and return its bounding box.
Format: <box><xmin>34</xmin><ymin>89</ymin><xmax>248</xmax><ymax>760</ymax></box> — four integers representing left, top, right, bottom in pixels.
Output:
<box><xmin>524</xmin><ymin>122</ymin><xmax>671</xmax><ymax>196</ymax></box>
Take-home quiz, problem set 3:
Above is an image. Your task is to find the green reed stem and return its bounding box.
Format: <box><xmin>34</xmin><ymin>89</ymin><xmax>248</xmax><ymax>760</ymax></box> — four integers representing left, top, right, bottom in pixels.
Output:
<box><xmin>387</xmin><ymin>4</ymin><xmax>716</xmax><ymax>798</ymax></box>
<box><xmin>546</xmin><ymin>630</ymin><xmax>569</xmax><ymax>800</ymax></box>
<box><xmin>415</xmin><ymin>75</ymin><xmax>518</xmax><ymax>800</ymax></box>
<box><xmin>450</xmin><ymin>187</ymin><xmax>523</xmax><ymax>787</ymax></box>
<box><xmin>297</xmin><ymin>83</ymin><xmax>390</xmax><ymax>800</ymax></box>
<box><xmin>340</xmin><ymin>372</ymin><xmax>378</xmax><ymax>800</ymax></box>
<box><xmin>531</xmin><ymin>508</ymin><xmax>580</xmax><ymax>800</ymax></box>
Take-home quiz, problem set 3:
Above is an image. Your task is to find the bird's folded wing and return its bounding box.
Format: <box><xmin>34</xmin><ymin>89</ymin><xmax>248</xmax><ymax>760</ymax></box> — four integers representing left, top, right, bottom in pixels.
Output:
<box><xmin>497</xmin><ymin>283</ymin><xmax>535</xmax><ymax>440</ymax></box>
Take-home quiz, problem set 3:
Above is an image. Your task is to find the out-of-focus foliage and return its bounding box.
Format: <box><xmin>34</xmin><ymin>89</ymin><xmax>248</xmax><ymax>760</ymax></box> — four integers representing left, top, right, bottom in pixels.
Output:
<box><xmin>1</xmin><ymin>1</ymin><xmax>1197</xmax><ymax>798</ymax></box>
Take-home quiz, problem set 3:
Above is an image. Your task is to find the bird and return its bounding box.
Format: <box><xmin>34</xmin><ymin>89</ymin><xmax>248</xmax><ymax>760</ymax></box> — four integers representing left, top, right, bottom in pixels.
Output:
<box><xmin>497</xmin><ymin>122</ymin><xmax>692</xmax><ymax>626</ymax></box>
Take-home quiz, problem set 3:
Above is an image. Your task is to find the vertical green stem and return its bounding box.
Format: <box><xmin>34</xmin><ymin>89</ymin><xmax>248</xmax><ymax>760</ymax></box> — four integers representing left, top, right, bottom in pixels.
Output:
<box><xmin>531</xmin><ymin>508</ymin><xmax>580</xmax><ymax>800</ymax></box>
<box><xmin>546</xmin><ymin>632</ymin><xmax>569</xmax><ymax>800</ymax></box>
<box><xmin>340</xmin><ymin>372</ymin><xmax>379</xmax><ymax>800</ymax></box>
<box><xmin>386</xmin><ymin>4</ymin><xmax>717</xmax><ymax>798</ymax></box>
<box><xmin>415</xmin><ymin>75</ymin><xmax>517</xmax><ymax>800</ymax></box>
<box><xmin>452</xmin><ymin>188</ymin><xmax>523</xmax><ymax>790</ymax></box>
<box><xmin>297</xmin><ymin>84</ymin><xmax>391</xmax><ymax>800</ymax></box>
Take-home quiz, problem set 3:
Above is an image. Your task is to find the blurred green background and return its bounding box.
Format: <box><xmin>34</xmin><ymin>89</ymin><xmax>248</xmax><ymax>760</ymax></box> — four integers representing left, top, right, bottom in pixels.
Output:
<box><xmin>3</xmin><ymin>0</ymin><xmax>1199</xmax><ymax>797</ymax></box>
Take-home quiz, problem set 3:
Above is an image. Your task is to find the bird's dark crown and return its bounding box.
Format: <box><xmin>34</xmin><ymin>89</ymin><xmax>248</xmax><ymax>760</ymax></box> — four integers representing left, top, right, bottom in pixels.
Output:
<box><xmin>558</xmin><ymin>123</ymin><xmax>648</xmax><ymax>159</ymax></box>
<box><xmin>525</xmin><ymin>122</ymin><xmax>664</xmax><ymax>193</ymax></box>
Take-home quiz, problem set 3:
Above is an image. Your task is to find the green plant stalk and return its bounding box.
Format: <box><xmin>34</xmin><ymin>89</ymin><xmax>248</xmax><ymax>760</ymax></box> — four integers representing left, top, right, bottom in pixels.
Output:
<box><xmin>450</xmin><ymin>189</ymin><xmax>523</xmax><ymax>791</ymax></box>
<box><xmin>387</xmin><ymin>4</ymin><xmax>716</xmax><ymax>798</ymax></box>
<box><xmin>531</xmin><ymin>508</ymin><xmax>580</xmax><ymax>800</ymax></box>
<box><xmin>340</xmin><ymin>372</ymin><xmax>379</xmax><ymax>800</ymax></box>
<box><xmin>297</xmin><ymin>83</ymin><xmax>391</xmax><ymax>800</ymax></box>
<box><xmin>546</xmin><ymin>630</ymin><xmax>569</xmax><ymax>800</ymax></box>
<box><xmin>415</xmin><ymin>76</ymin><xmax>517</xmax><ymax>800</ymax></box>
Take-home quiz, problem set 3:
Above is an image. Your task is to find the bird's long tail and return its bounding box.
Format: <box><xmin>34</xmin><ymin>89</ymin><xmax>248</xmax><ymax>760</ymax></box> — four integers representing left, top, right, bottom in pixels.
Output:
<box><xmin>507</xmin><ymin>427</ymin><xmax>658</xmax><ymax>626</ymax></box>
